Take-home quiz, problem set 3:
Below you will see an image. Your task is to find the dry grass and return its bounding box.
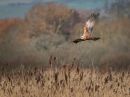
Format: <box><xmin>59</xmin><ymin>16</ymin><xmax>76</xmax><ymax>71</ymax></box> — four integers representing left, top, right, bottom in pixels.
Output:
<box><xmin>0</xmin><ymin>63</ymin><xmax>130</xmax><ymax>97</ymax></box>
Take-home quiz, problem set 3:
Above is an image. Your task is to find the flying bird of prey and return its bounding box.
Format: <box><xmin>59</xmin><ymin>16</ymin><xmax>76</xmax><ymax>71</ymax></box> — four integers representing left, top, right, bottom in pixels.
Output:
<box><xmin>73</xmin><ymin>12</ymin><xmax>100</xmax><ymax>43</ymax></box>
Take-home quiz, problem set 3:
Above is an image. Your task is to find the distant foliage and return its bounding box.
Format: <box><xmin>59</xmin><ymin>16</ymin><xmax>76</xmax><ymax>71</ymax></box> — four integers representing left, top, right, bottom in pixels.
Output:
<box><xmin>107</xmin><ymin>0</ymin><xmax>130</xmax><ymax>18</ymax></box>
<box><xmin>0</xmin><ymin>3</ymin><xmax>130</xmax><ymax>70</ymax></box>
<box><xmin>26</xmin><ymin>3</ymin><xmax>80</xmax><ymax>38</ymax></box>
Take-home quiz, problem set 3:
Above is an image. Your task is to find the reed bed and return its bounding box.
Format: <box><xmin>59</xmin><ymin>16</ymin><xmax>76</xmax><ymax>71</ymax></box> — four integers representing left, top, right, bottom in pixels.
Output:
<box><xmin>0</xmin><ymin>63</ymin><xmax>129</xmax><ymax>97</ymax></box>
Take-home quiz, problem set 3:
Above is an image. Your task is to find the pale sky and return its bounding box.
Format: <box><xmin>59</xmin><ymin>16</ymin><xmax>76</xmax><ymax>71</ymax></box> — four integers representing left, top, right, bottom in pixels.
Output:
<box><xmin>0</xmin><ymin>0</ymin><xmax>34</xmax><ymax>5</ymax></box>
<box><xmin>0</xmin><ymin>0</ymin><xmax>110</xmax><ymax>5</ymax></box>
<box><xmin>0</xmin><ymin>0</ymin><xmax>111</xmax><ymax>18</ymax></box>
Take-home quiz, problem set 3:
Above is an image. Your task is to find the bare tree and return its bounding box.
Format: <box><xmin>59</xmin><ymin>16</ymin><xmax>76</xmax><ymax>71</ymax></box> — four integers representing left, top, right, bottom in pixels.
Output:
<box><xmin>26</xmin><ymin>3</ymin><xmax>80</xmax><ymax>38</ymax></box>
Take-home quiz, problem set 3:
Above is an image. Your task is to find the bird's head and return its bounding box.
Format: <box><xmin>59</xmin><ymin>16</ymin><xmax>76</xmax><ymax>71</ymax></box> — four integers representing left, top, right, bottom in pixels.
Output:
<box><xmin>91</xmin><ymin>12</ymin><xmax>100</xmax><ymax>19</ymax></box>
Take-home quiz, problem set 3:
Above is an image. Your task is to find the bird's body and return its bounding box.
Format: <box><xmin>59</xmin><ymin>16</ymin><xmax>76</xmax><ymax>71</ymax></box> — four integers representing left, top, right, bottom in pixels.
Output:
<box><xmin>86</xmin><ymin>19</ymin><xmax>95</xmax><ymax>30</ymax></box>
<box><xmin>80</xmin><ymin>19</ymin><xmax>95</xmax><ymax>40</ymax></box>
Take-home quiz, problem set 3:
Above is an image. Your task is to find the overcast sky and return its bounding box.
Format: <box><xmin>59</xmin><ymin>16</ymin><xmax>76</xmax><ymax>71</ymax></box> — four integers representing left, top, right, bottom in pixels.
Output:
<box><xmin>0</xmin><ymin>0</ymin><xmax>111</xmax><ymax>5</ymax></box>
<box><xmin>0</xmin><ymin>0</ymin><xmax>34</xmax><ymax>5</ymax></box>
<box><xmin>0</xmin><ymin>0</ymin><xmax>112</xmax><ymax>19</ymax></box>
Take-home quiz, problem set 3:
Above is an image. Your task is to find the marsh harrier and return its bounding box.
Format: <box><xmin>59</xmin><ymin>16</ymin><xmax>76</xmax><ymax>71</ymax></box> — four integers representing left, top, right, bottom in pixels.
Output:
<box><xmin>73</xmin><ymin>12</ymin><xmax>100</xmax><ymax>43</ymax></box>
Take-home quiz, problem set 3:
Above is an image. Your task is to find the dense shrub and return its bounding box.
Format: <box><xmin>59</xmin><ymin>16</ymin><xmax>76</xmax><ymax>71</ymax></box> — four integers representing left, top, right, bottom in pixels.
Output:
<box><xmin>26</xmin><ymin>3</ymin><xmax>80</xmax><ymax>39</ymax></box>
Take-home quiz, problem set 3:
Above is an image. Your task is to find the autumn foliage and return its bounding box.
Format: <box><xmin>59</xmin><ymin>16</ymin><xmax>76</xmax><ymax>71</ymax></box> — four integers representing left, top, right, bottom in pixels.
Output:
<box><xmin>0</xmin><ymin>3</ymin><xmax>129</xmax><ymax>71</ymax></box>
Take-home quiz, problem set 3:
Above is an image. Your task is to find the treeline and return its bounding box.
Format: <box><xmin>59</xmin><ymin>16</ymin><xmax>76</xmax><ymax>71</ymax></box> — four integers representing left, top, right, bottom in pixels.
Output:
<box><xmin>0</xmin><ymin>2</ymin><xmax>129</xmax><ymax>71</ymax></box>
<box><xmin>105</xmin><ymin>0</ymin><xmax>130</xmax><ymax>18</ymax></box>
<box><xmin>25</xmin><ymin>3</ymin><xmax>81</xmax><ymax>39</ymax></box>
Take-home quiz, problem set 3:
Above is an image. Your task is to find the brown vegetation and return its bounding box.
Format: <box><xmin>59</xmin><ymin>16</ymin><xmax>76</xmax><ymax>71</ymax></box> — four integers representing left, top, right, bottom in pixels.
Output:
<box><xmin>0</xmin><ymin>63</ymin><xmax>130</xmax><ymax>97</ymax></box>
<box><xmin>26</xmin><ymin>3</ymin><xmax>80</xmax><ymax>37</ymax></box>
<box><xmin>0</xmin><ymin>19</ymin><xmax>20</xmax><ymax>32</ymax></box>
<box><xmin>0</xmin><ymin>2</ymin><xmax>129</xmax><ymax>97</ymax></box>
<box><xmin>0</xmin><ymin>3</ymin><xmax>129</xmax><ymax>69</ymax></box>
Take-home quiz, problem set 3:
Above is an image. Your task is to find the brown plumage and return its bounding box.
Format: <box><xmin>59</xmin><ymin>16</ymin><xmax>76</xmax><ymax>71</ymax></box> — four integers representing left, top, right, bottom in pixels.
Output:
<box><xmin>73</xmin><ymin>12</ymin><xmax>100</xmax><ymax>43</ymax></box>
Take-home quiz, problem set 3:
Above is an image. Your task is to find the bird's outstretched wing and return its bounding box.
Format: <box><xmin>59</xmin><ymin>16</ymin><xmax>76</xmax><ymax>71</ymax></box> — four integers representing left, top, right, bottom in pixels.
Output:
<box><xmin>73</xmin><ymin>37</ymin><xmax>100</xmax><ymax>44</ymax></box>
<box><xmin>73</xmin><ymin>39</ymin><xmax>85</xmax><ymax>43</ymax></box>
